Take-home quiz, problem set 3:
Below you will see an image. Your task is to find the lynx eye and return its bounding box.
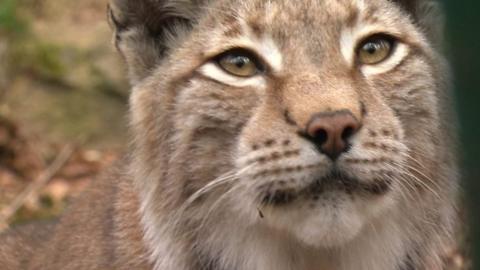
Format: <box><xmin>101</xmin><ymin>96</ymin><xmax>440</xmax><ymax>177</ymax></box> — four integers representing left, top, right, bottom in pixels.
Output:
<box><xmin>357</xmin><ymin>35</ymin><xmax>395</xmax><ymax>65</ymax></box>
<box><xmin>216</xmin><ymin>49</ymin><xmax>263</xmax><ymax>77</ymax></box>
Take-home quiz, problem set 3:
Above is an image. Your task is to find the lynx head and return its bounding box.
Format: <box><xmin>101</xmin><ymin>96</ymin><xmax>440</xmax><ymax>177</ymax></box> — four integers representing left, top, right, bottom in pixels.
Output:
<box><xmin>110</xmin><ymin>0</ymin><xmax>456</xmax><ymax>261</ymax></box>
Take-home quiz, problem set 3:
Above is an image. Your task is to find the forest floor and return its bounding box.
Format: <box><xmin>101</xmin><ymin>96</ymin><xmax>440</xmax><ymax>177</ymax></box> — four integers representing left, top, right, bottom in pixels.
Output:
<box><xmin>0</xmin><ymin>0</ymin><xmax>472</xmax><ymax>269</ymax></box>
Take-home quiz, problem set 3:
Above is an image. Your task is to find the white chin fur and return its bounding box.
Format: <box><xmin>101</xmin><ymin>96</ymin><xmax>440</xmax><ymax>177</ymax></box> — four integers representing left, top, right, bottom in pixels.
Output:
<box><xmin>256</xmin><ymin>191</ymin><xmax>396</xmax><ymax>248</ymax></box>
<box><xmin>291</xmin><ymin>205</ymin><xmax>365</xmax><ymax>248</ymax></box>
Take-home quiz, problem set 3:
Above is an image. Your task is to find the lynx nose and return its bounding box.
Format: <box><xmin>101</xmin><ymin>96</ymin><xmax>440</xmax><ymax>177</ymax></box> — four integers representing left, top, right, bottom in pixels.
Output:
<box><xmin>305</xmin><ymin>110</ymin><xmax>360</xmax><ymax>161</ymax></box>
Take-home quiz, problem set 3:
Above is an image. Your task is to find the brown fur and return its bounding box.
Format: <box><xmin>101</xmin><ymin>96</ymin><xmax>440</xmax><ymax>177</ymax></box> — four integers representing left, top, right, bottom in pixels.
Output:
<box><xmin>1</xmin><ymin>0</ymin><xmax>459</xmax><ymax>269</ymax></box>
<box><xmin>0</xmin><ymin>160</ymin><xmax>152</xmax><ymax>270</ymax></box>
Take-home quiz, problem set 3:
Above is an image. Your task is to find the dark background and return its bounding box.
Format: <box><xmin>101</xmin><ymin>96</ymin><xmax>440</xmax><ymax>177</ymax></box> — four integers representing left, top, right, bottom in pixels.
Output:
<box><xmin>445</xmin><ymin>1</ymin><xmax>480</xmax><ymax>269</ymax></box>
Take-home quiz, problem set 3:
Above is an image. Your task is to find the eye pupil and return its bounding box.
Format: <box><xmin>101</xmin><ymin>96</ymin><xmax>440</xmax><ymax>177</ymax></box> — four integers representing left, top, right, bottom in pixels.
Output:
<box><xmin>233</xmin><ymin>56</ymin><xmax>249</xmax><ymax>68</ymax></box>
<box><xmin>364</xmin><ymin>43</ymin><xmax>378</xmax><ymax>54</ymax></box>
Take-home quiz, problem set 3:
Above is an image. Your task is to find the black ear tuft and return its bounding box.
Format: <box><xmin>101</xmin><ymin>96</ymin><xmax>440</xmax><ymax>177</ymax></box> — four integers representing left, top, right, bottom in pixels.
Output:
<box><xmin>108</xmin><ymin>0</ymin><xmax>204</xmax><ymax>84</ymax></box>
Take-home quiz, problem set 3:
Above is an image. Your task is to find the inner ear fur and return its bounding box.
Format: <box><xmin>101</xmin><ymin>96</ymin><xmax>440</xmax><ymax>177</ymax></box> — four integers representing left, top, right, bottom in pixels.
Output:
<box><xmin>108</xmin><ymin>0</ymin><xmax>205</xmax><ymax>84</ymax></box>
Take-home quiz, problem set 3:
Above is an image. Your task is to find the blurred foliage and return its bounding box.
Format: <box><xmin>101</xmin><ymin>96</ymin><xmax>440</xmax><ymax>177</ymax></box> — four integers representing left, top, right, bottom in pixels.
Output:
<box><xmin>0</xmin><ymin>0</ymin><xmax>129</xmax><ymax>147</ymax></box>
<box><xmin>0</xmin><ymin>0</ymin><xmax>127</xmax><ymax>228</ymax></box>
<box><xmin>14</xmin><ymin>42</ymin><xmax>69</xmax><ymax>83</ymax></box>
<box><xmin>0</xmin><ymin>0</ymin><xmax>28</xmax><ymax>36</ymax></box>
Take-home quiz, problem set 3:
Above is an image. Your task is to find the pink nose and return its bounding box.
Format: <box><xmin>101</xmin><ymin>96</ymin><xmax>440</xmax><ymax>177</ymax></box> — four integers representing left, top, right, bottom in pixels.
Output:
<box><xmin>305</xmin><ymin>110</ymin><xmax>360</xmax><ymax>160</ymax></box>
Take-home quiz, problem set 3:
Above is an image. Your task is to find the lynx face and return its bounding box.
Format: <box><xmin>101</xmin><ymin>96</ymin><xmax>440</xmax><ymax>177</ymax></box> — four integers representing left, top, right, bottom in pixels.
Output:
<box><xmin>111</xmin><ymin>0</ymin><xmax>455</xmax><ymax>268</ymax></box>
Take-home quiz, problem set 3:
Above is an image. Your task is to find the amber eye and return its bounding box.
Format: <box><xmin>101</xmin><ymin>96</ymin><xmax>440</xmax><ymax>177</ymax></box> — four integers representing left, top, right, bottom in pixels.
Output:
<box><xmin>357</xmin><ymin>35</ymin><xmax>395</xmax><ymax>65</ymax></box>
<box><xmin>216</xmin><ymin>49</ymin><xmax>263</xmax><ymax>77</ymax></box>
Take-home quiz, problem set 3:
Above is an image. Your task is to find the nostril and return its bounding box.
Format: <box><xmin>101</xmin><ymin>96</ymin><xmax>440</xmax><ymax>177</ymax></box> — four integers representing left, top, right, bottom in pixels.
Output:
<box><xmin>313</xmin><ymin>129</ymin><xmax>328</xmax><ymax>145</ymax></box>
<box><xmin>341</xmin><ymin>126</ymin><xmax>355</xmax><ymax>141</ymax></box>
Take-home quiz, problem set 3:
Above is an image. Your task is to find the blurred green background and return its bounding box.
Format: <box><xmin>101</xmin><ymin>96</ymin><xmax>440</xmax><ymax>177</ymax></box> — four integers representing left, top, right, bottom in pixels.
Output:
<box><xmin>0</xmin><ymin>0</ymin><xmax>477</xmax><ymax>269</ymax></box>
<box><xmin>445</xmin><ymin>1</ymin><xmax>480</xmax><ymax>269</ymax></box>
<box><xmin>0</xmin><ymin>0</ymin><xmax>128</xmax><ymax>147</ymax></box>
<box><xmin>0</xmin><ymin>0</ymin><xmax>127</xmax><ymax>230</ymax></box>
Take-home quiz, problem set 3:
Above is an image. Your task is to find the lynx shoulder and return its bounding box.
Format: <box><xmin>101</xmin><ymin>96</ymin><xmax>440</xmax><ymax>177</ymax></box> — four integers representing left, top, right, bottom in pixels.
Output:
<box><xmin>0</xmin><ymin>0</ymin><xmax>459</xmax><ymax>270</ymax></box>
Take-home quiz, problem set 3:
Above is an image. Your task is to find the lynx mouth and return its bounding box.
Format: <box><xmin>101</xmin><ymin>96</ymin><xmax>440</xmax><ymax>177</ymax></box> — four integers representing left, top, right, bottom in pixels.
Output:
<box><xmin>261</xmin><ymin>170</ymin><xmax>392</xmax><ymax>206</ymax></box>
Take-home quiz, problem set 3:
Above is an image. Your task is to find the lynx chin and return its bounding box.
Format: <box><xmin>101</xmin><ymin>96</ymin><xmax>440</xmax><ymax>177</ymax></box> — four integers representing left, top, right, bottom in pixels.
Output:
<box><xmin>0</xmin><ymin>0</ymin><xmax>459</xmax><ymax>270</ymax></box>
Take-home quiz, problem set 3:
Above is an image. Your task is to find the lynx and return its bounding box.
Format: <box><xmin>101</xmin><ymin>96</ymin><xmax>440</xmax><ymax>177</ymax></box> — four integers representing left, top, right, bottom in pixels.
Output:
<box><xmin>0</xmin><ymin>0</ymin><xmax>459</xmax><ymax>269</ymax></box>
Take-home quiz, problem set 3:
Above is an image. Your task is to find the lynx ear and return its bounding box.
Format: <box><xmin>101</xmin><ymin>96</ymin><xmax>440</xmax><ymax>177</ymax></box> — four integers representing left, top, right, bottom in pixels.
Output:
<box><xmin>108</xmin><ymin>0</ymin><xmax>205</xmax><ymax>84</ymax></box>
<box><xmin>392</xmin><ymin>0</ymin><xmax>445</xmax><ymax>47</ymax></box>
